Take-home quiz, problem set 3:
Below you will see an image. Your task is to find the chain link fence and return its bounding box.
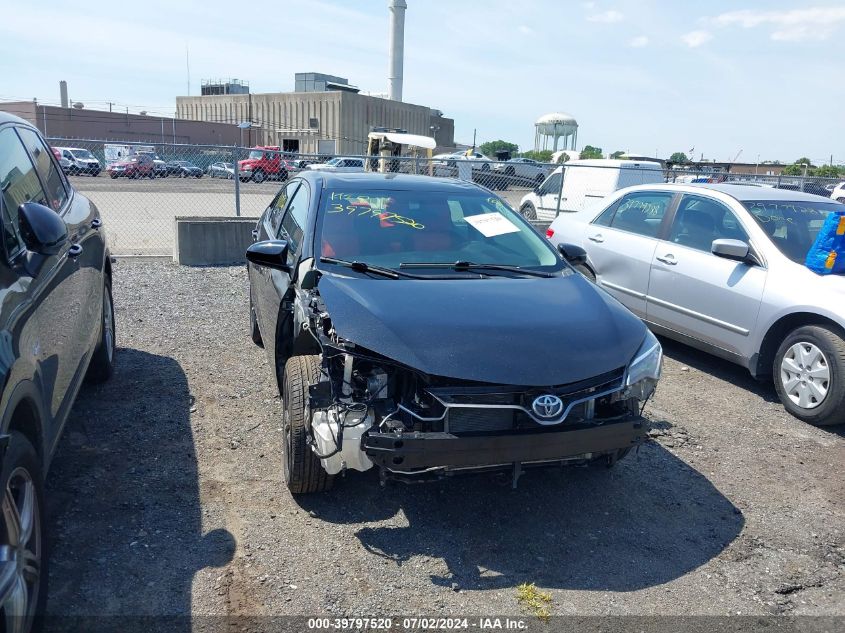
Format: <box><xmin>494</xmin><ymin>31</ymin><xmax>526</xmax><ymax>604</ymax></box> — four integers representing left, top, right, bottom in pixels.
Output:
<box><xmin>46</xmin><ymin>138</ymin><xmax>845</xmax><ymax>256</ymax></box>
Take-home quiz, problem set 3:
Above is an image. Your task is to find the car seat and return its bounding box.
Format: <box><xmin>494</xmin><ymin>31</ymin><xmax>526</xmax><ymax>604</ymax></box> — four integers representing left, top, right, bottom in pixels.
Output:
<box><xmin>675</xmin><ymin>207</ymin><xmax>717</xmax><ymax>251</ymax></box>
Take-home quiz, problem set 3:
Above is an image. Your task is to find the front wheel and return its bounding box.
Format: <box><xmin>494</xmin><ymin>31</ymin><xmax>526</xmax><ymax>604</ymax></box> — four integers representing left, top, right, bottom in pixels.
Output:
<box><xmin>773</xmin><ymin>325</ymin><xmax>845</xmax><ymax>426</ymax></box>
<box><xmin>281</xmin><ymin>355</ymin><xmax>334</xmax><ymax>494</ymax></box>
<box><xmin>520</xmin><ymin>202</ymin><xmax>537</xmax><ymax>220</ymax></box>
<box><xmin>252</xmin><ymin>170</ymin><xmax>266</xmax><ymax>183</ymax></box>
<box><xmin>0</xmin><ymin>432</ymin><xmax>48</xmax><ymax>632</ymax></box>
<box><xmin>87</xmin><ymin>278</ymin><xmax>116</xmax><ymax>383</ymax></box>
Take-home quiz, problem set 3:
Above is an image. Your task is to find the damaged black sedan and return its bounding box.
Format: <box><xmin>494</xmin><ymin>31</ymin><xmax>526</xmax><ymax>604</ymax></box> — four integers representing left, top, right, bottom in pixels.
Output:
<box><xmin>247</xmin><ymin>172</ymin><xmax>661</xmax><ymax>493</ymax></box>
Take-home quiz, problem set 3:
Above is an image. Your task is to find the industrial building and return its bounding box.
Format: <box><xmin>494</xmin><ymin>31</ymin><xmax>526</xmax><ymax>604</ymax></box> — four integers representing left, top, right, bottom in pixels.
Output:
<box><xmin>0</xmin><ymin>100</ymin><xmax>241</xmax><ymax>146</ymax></box>
<box><xmin>176</xmin><ymin>73</ymin><xmax>455</xmax><ymax>155</ymax></box>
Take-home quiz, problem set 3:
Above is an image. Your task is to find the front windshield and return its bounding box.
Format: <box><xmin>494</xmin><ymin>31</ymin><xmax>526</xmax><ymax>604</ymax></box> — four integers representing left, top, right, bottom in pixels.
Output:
<box><xmin>325</xmin><ymin>158</ymin><xmax>342</xmax><ymax>166</ymax></box>
<box><xmin>248</xmin><ymin>150</ymin><xmax>264</xmax><ymax>160</ymax></box>
<box><xmin>318</xmin><ymin>188</ymin><xmax>561</xmax><ymax>272</ymax></box>
<box><xmin>72</xmin><ymin>149</ymin><xmax>95</xmax><ymax>159</ymax></box>
<box><xmin>743</xmin><ymin>200</ymin><xmax>845</xmax><ymax>264</ymax></box>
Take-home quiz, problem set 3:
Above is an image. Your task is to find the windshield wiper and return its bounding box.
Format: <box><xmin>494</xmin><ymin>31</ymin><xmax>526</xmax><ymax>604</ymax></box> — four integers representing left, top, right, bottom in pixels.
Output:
<box><xmin>320</xmin><ymin>257</ymin><xmax>423</xmax><ymax>279</ymax></box>
<box><xmin>399</xmin><ymin>261</ymin><xmax>555</xmax><ymax>278</ymax></box>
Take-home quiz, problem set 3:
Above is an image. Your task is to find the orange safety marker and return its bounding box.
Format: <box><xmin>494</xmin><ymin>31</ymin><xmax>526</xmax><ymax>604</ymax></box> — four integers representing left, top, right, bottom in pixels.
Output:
<box><xmin>826</xmin><ymin>251</ymin><xmax>837</xmax><ymax>269</ymax></box>
<box><xmin>837</xmin><ymin>216</ymin><xmax>845</xmax><ymax>235</ymax></box>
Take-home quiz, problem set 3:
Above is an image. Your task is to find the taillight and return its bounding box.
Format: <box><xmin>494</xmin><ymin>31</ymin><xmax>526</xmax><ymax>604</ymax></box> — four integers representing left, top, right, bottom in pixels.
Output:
<box><xmin>546</xmin><ymin>228</ymin><xmax>554</xmax><ymax>238</ymax></box>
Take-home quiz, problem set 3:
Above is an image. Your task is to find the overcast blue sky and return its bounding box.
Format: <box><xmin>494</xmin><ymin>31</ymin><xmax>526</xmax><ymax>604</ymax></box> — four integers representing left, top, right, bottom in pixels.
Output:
<box><xmin>2</xmin><ymin>0</ymin><xmax>843</xmax><ymax>163</ymax></box>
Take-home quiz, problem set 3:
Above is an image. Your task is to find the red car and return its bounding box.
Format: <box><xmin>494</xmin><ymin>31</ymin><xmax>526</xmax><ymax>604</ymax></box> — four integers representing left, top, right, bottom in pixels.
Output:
<box><xmin>107</xmin><ymin>154</ymin><xmax>155</xmax><ymax>179</ymax></box>
<box><xmin>238</xmin><ymin>146</ymin><xmax>288</xmax><ymax>183</ymax></box>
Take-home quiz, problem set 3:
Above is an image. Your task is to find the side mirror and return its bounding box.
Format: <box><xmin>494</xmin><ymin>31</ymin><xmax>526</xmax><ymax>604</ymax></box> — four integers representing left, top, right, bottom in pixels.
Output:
<box><xmin>246</xmin><ymin>240</ymin><xmax>290</xmax><ymax>272</ymax></box>
<box><xmin>711</xmin><ymin>238</ymin><xmax>750</xmax><ymax>262</ymax></box>
<box><xmin>18</xmin><ymin>203</ymin><xmax>68</xmax><ymax>256</ymax></box>
<box><xmin>557</xmin><ymin>242</ymin><xmax>588</xmax><ymax>265</ymax></box>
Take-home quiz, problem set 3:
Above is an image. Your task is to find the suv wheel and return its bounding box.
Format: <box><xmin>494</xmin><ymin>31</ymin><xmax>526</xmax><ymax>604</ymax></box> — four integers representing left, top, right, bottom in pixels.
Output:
<box><xmin>281</xmin><ymin>355</ymin><xmax>334</xmax><ymax>494</ymax></box>
<box><xmin>252</xmin><ymin>170</ymin><xmax>266</xmax><ymax>183</ymax></box>
<box><xmin>87</xmin><ymin>278</ymin><xmax>116</xmax><ymax>383</ymax></box>
<box><xmin>773</xmin><ymin>325</ymin><xmax>845</xmax><ymax>426</ymax></box>
<box><xmin>0</xmin><ymin>432</ymin><xmax>48</xmax><ymax>631</ymax></box>
<box><xmin>520</xmin><ymin>202</ymin><xmax>537</xmax><ymax>220</ymax></box>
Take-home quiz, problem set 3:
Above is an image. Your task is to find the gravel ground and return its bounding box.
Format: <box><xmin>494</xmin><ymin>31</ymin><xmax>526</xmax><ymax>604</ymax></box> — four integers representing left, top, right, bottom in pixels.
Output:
<box><xmin>44</xmin><ymin>261</ymin><xmax>844</xmax><ymax>624</ymax></box>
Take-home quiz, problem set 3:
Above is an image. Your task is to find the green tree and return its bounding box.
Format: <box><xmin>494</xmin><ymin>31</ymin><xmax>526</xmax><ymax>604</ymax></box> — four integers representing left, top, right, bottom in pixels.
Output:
<box><xmin>610</xmin><ymin>150</ymin><xmax>627</xmax><ymax>159</ymax></box>
<box><xmin>669</xmin><ymin>152</ymin><xmax>689</xmax><ymax>164</ymax></box>
<box><xmin>520</xmin><ymin>149</ymin><xmax>554</xmax><ymax>162</ymax></box>
<box><xmin>579</xmin><ymin>145</ymin><xmax>603</xmax><ymax>159</ymax></box>
<box><xmin>814</xmin><ymin>165</ymin><xmax>844</xmax><ymax>178</ymax></box>
<box><xmin>782</xmin><ymin>164</ymin><xmax>803</xmax><ymax>176</ymax></box>
<box><xmin>793</xmin><ymin>157</ymin><xmax>813</xmax><ymax>167</ymax></box>
<box><xmin>479</xmin><ymin>140</ymin><xmax>519</xmax><ymax>158</ymax></box>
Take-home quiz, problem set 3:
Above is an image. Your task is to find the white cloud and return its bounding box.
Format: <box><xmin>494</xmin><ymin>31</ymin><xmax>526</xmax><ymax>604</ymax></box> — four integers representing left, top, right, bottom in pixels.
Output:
<box><xmin>582</xmin><ymin>1</ymin><xmax>596</xmax><ymax>9</ymax></box>
<box><xmin>681</xmin><ymin>30</ymin><xmax>713</xmax><ymax>48</ymax></box>
<box><xmin>712</xmin><ymin>7</ymin><xmax>845</xmax><ymax>41</ymax></box>
<box><xmin>587</xmin><ymin>10</ymin><xmax>623</xmax><ymax>23</ymax></box>
<box><xmin>518</xmin><ymin>24</ymin><xmax>534</xmax><ymax>35</ymax></box>
<box><xmin>629</xmin><ymin>35</ymin><xmax>649</xmax><ymax>48</ymax></box>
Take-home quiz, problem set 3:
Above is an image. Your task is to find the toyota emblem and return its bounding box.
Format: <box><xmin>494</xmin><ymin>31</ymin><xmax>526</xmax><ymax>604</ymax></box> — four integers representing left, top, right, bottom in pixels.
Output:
<box><xmin>532</xmin><ymin>394</ymin><xmax>564</xmax><ymax>419</ymax></box>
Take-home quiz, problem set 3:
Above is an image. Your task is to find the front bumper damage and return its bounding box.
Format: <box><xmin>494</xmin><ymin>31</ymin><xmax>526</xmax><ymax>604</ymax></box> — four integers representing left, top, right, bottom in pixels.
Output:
<box><xmin>363</xmin><ymin>418</ymin><xmax>646</xmax><ymax>474</ymax></box>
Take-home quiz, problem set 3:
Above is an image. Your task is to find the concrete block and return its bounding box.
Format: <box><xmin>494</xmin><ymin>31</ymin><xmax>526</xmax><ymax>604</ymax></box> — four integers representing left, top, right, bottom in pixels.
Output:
<box><xmin>173</xmin><ymin>216</ymin><xmax>257</xmax><ymax>266</ymax></box>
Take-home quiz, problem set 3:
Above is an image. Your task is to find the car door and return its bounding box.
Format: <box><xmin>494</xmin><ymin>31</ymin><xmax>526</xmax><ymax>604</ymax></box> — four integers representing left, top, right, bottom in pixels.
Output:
<box><xmin>646</xmin><ymin>193</ymin><xmax>766</xmax><ymax>358</ymax></box>
<box><xmin>250</xmin><ymin>180</ymin><xmax>299</xmax><ymax>344</ymax></box>
<box><xmin>0</xmin><ymin>126</ymin><xmax>81</xmax><ymax>444</ymax></box>
<box><xmin>535</xmin><ymin>171</ymin><xmax>563</xmax><ymax>221</ymax></box>
<box><xmin>583</xmin><ymin>190</ymin><xmax>676</xmax><ymax>318</ymax></box>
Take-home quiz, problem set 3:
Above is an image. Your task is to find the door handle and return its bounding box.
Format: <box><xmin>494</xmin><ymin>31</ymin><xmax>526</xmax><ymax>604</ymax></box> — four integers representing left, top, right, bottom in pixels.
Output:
<box><xmin>656</xmin><ymin>254</ymin><xmax>677</xmax><ymax>265</ymax></box>
<box><xmin>588</xmin><ymin>234</ymin><xmax>605</xmax><ymax>243</ymax></box>
<box><xmin>68</xmin><ymin>243</ymin><xmax>83</xmax><ymax>258</ymax></box>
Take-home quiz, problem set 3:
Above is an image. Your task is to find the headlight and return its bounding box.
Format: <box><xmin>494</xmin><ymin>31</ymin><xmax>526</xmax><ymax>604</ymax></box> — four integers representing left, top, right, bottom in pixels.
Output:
<box><xmin>623</xmin><ymin>329</ymin><xmax>662</xmax><ymax>401</ymax></box>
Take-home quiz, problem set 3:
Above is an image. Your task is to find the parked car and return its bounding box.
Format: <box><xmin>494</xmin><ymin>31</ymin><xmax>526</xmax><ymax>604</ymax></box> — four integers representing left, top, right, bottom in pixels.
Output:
<box><xmin>238</xmin><ymin>146</ymin><xmax>288</xmax><ymax>183</ymax></box>
<box><xmin>0</xmin><ymin>112</ymin><xmax>115</xmax><ymax>628</ymax></box>
<box><xmin>519</xmin><ymin>159</ymin><xmax>664</xmax><ymax>221</ymax></box>
<box><xmin>246</xmin><ymin>172</ymin><xmax>661</xmax><ymax>494</ymax></box>
<box><xmin>107</xmin><ymin>154</ymin><xmax>155</xmax><ymax>179</ymax></box>
<box><xmin>171</xmin><ymin>161</ymin><xmax>203</xmax><ymax>178</ymax></box>
<box><xmin>432</xmin><ymin>151</ymin><xmax>493</xmax><ymax>177</ymax></box>
<box><xmin>831</xmin><ymin>182</ymin><xmax>845</xmax><ymax>203</ymax></box>
<box><xmin>306</xmin><ymin>157</ymin><xmax>365</xmax><ymax>173</ymax></box>
<box><xmin>207</xmin><ymin>162</ymin><xmax>234</xmax><ymax>179</ymax></box>
<box><xmin>289</xmin><ymin>159</ymin><xmax>314</xmax><ymax>170</ymax></box>
<box><xmin>545</xmin><ymin>183</ymin><xmax>845</xmax><ymax>426</ymax></box>
<box><xmin>55</xmin><ymin>147</ymin><xmax>101</xmax><ymax>176</ymax></box>
<box><xmin>492</xmin><ymin>157</ymin><xmax>551</xmax><ymax>183</ymax></box>
<box><xmin>152</xmin><ymin>159</ymin><xmax>169</xmax><ymax>178</ymax></box>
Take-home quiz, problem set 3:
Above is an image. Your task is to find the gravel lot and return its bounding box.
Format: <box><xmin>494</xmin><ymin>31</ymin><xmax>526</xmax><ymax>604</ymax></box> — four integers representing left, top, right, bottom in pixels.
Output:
<box><xmin>44</xmin><ymin>261</ymin><xmax>844</xmax><ymax>624</ymax></box>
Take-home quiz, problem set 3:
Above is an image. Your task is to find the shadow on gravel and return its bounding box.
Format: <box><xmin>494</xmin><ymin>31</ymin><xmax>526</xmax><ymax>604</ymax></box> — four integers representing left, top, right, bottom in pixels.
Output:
<box><xmin>44</xmin><ymin>348</ymin><xmax>235</xmax><ymax>626</ymax></box>
<box><xmin>300</xmin><ymin>441</ymin><xmax>743</xmax><ymax>592</ymax></box>
<box><xmin>659</xmin><ymin>337</ymin><xmax>780</xmax><ymax>404</ymax></box>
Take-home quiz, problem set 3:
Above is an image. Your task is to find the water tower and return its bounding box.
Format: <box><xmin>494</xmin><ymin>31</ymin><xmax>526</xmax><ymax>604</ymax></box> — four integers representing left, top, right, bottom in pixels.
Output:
<box><xmin>534</xmin><ymin>112</ymin><xmax>578</xmax><ymax>152</ymax></box>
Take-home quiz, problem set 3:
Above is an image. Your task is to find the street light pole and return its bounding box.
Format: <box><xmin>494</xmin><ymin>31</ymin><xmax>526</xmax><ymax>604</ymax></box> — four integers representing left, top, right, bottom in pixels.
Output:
<box><xmin>235</xmin><ymin>122</ymin><xmax>252</xmax><ymax>218</ymax></box>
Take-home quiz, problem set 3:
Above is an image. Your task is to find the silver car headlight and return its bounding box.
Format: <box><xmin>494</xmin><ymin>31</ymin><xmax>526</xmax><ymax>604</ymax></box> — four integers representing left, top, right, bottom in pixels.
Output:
<box><xmin>623</xmin><ymin>329</ymin><xmax>662</xmax><ymax>401</ymax></box>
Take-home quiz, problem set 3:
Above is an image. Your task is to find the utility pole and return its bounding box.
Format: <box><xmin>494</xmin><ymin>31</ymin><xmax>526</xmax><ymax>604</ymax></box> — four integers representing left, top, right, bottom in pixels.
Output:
<box><xmin>472</xmin><ymin>128</ymin><xmax>476</xmax><ymax>152</ymax></box>
<box><xmin>108</xmin><ymin>102</ymin><xmax>114</xmax><ymax>112</ymax></box>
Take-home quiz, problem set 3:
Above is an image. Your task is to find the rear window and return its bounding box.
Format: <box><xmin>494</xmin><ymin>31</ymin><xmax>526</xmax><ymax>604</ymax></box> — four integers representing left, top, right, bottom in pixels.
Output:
<box><xmin>743</xmin><ymin>200</ymin><xmax>845</xmax><ymax>264</ymax></box>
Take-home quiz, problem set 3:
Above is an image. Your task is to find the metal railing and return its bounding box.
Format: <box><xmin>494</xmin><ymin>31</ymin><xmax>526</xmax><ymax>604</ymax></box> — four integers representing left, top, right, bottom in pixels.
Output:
<box><xmin>45</xmin><ymin>138</ymin><xmax>844</xmax><ymax>256</ymax></box>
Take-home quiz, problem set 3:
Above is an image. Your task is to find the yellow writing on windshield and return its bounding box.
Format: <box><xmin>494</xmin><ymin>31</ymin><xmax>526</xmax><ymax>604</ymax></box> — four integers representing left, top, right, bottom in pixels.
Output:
<box><xmin>327</xmin><ymin>194</ymin><xmax>425</xmax><ymax>230</ymax></box>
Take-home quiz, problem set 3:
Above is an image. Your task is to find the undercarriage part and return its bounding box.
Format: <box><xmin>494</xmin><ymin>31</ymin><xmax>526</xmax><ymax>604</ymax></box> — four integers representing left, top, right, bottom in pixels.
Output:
<box><xmin>311</xmin><ymin>406</ymin><xmax>374</xmax><ymax>475</ymax></box>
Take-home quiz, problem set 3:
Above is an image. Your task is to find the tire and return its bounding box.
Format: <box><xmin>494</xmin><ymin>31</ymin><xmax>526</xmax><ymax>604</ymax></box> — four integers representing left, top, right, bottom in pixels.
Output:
<box><xmin>773</xmin><ymin>325</ymin><xmax>845</xmax><ymax>426</ymax></box>
<box><xmin>249</xmin><ymin>297</ymin><xmax>263</xmax><ymax>347</ymax></box>
<box><xmin>87</xmin><ymin>277</ymin><xmax>116</xmax><ymax>383</ymax></box>
<box><xmin>195</xmin><ymin>173</ymin><xmax>202</xmax><ymax>179</ymax></box>
<box><xmin>0</xmin><ymin>431</ymin><xmax>48</xmax><ymax>632</ymax></box>
<box><xmin>252</xmin><ymin>170</ymin><xmax>266</xmax><ymax>183</ymax></box>
<box><xmin>92</xmin><ymin>170</ymin><xmax>100</xmax><ymax>178</ymax></box>
<box><xmin>149</xmin><ymin>172</ymin><xmax>155</xmax><ymax>179</ymax></box>
<box><xmin>520</xmin><ymin>202</ymin><xmax>537</xmax><ymax>220</ymax></box>
<box><xmin>281</xmin><ymin>355</ymin><xmax>333</xmax><ymax>494</ymax></box>
<box><xmin>109</xmin><ymin>174</ymin><xmax>118</xmax><ymax>179</ymax></box>
<box><xmin>574</xmin><ymin>263</ymin><xmax>596</xmax><ymax>282</ymax></box>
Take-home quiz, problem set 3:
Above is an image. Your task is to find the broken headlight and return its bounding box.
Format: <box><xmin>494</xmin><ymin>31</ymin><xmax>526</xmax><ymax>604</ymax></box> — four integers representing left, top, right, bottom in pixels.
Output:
<box><xmin>623</xmin><ymin>329</ymin><xmax>662</xmax><ymax>401</ymax></box>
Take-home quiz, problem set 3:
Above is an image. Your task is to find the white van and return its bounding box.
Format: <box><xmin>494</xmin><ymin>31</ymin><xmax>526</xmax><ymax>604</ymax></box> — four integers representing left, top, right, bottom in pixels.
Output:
<box><xmin>519</xmin><ymin>159</ymin><xmax>663</xmax><ymax>221</ymax></box>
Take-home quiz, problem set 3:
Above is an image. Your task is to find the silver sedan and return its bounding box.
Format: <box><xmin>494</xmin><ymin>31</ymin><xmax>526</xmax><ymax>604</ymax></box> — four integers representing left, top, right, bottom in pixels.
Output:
<box><xmin>546</xmin><ymin>183</ymin><xmax>845</xmax><ymax>426</ymax></box>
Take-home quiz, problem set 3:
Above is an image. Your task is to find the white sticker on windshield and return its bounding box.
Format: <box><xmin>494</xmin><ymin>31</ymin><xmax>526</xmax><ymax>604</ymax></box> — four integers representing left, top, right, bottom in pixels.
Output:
<box><xmin>465</xmin><ymin>212</ymin><xmax>521</xmax><ymax>238</ymax></box>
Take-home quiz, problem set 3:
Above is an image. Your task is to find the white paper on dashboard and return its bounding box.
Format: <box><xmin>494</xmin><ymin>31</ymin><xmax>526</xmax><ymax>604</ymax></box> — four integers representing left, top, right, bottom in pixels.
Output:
<box><xmin>464</xmin><ymin>212</ymin><xmax>521</xmax><ymax>238</ymax></box>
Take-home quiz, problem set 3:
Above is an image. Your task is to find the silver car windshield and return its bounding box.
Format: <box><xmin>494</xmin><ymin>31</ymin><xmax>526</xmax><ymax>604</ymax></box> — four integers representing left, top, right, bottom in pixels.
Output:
<box><xmin>743</xmin><ymin>200</ymin><xmax>845</xmax><ymax>264</ymax></box>
<box><xmin>318</xmin><ymin>189</ymin><xmax>561</xmax><ymax>272</ymax></box>
<box><xmin>71</xmin><ymin>149</ymin><xmax>95</xmax><ymax>159</ymax></box>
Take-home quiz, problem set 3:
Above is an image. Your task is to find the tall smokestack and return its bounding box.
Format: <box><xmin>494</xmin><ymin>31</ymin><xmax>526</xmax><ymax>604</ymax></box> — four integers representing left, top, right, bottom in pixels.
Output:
<box><xmin>59</xmin><ymin>81</ymin><xmax>69</xmax><ymax>108</ymax></box>
<box><xmin>388</xmin><ymin>0</ymin><xmax>407</xmax><ymax>101</ymax></box>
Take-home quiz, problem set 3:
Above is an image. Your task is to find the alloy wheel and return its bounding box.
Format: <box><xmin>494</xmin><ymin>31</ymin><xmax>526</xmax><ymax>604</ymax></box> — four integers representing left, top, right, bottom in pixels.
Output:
<box><xmin>0</xmin><ymin>467</ymin><xmax>41</xmax><ymax>633</ymax></box>
<box><xmin>780</xmin><ymin>342</ymin><xmax>830</xmax><ymax>409</ymax></box>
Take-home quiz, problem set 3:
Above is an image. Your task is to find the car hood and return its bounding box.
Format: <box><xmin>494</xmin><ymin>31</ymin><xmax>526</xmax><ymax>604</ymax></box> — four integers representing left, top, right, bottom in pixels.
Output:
<box><xmin>316</xmin><ymin>271</ymin><xmax>646</xmax><ymax>386</ymax></box>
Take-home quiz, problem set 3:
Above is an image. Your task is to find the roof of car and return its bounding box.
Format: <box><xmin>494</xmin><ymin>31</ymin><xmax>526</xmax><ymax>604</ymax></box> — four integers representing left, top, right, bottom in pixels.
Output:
<box><xmin>689</xmin><ymin>183</ymin><xmax>834</xmax><ymax>202</ymax></box>
<box><xmin>0</xmin><ymin>111</ymin><xmax>35</xmax><ymax>127</ymax></box>
<box><xmin>301</xmin><ymin>171</ymin><xmax>485</xmax><ymax>192</ymax></box>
